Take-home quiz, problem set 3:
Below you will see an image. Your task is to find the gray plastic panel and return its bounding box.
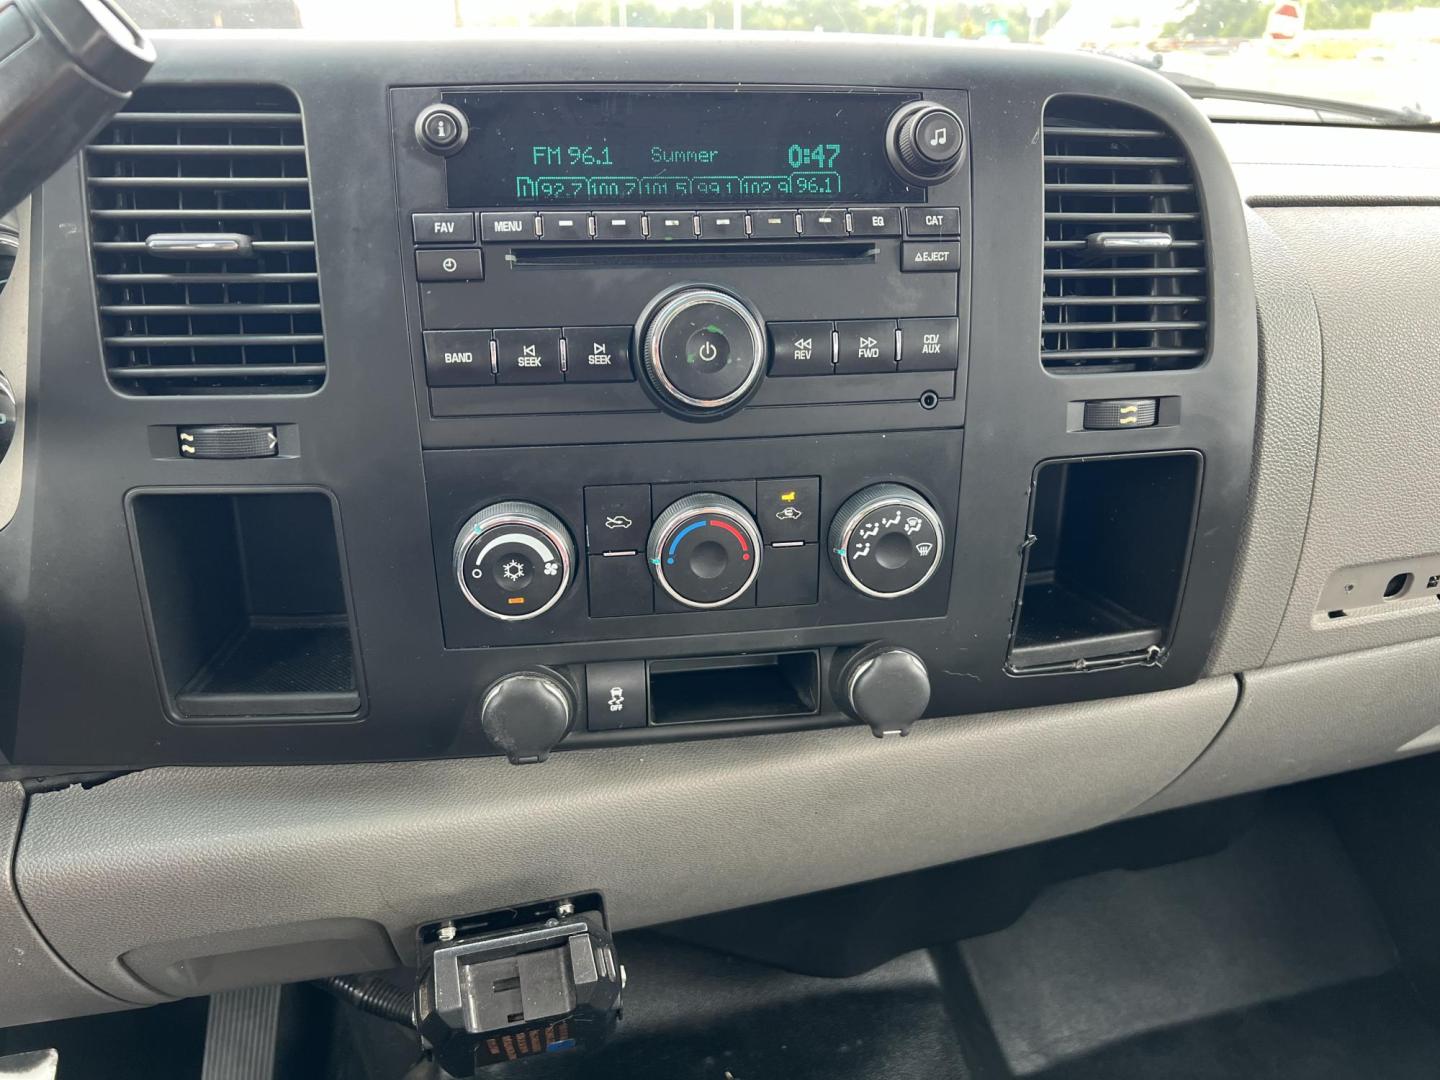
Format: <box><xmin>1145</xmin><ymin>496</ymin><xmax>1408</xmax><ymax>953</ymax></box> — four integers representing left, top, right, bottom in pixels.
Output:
<box><xmin>1259</xmin><ymin>206</ymin><xmax>1440</xmax><ymax>663</ymax></box>
<box><xmin>16</xmin><ymin>678</ymin><xmax>1236</xmax><ymax>1003</ymax></box>
<box><xmin>1142</xmin><ymin>635</ymin><xmax>1440</xmax><ymax>816</ymax></box>
<box><xmin>0</xmin><ymin>782</ymin><xmax>130</xmax><ymax>1026</ymax></box>
<box><xmin>0</xmin><ymin>200</ymin><xmax>25</xmax><ymax>531</ymax></box>
<box><xmin>1217</xmin><ymin>123</ymin><xmax>1440</xmax><ymax>206</ymax></box>
<box><xmin>1205</xmin><ymin>208</ymin><xmax>1321</xmax><ymax>675</ymax></box>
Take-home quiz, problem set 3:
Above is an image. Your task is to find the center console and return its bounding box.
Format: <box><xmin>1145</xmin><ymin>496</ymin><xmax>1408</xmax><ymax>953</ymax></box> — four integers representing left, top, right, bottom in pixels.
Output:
<box><xmin>3</xmin><ymin>36</ymin><xmax>1256</xmax><ymax>771</ymax></box>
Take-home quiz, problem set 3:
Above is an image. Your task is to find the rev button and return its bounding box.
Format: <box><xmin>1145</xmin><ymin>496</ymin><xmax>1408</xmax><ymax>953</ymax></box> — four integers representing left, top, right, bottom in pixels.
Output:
<box><xmin>563</xmin><ymin>326</ymin><xmax>634</xmax><ymax>382</ymax></box>
<box><xmin>769</xmin><ymin>321</ymin><xmax>834</xmax><ymax>376</ymax></box>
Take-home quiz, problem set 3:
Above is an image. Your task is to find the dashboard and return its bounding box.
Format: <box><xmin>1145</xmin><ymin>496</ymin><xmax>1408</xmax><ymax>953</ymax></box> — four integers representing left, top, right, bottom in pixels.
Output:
<box><xmin>7</xmin><ymin>27</ymin><xmax>1440</xmax><ymax>1029</ymax></box>
<box><xmin>0</xmin><ymin>35</ymin><xmax>1255</xmax><ymax>769</ymax></box>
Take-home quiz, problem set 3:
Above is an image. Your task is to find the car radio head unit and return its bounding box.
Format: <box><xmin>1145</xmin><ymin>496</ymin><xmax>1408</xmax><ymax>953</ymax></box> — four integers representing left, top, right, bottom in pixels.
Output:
<box><xmin>442</xmin><ymin>89</ymin><xmax>925</xmax><ymax>208</ymax></box>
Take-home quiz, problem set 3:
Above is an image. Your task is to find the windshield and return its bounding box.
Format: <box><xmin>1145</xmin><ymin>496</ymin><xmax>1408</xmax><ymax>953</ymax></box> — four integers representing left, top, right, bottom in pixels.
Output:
<box><xmin>125</xmin><ymin>0</ymin><xmax>1439</xmax><ymax>122</ymax></box>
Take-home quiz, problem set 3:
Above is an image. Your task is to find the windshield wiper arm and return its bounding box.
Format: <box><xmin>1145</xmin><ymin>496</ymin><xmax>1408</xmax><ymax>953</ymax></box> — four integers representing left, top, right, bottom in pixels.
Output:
<box><xmin>1162</xmin><ymin>72</ymin><xmax>1432</xmax><ymax>126</ymax></box>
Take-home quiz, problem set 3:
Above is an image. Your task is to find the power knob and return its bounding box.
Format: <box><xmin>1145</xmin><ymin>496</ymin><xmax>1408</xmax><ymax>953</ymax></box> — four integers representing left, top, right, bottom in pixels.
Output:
<box><xmin>453</xmin><ymin>502</ymin><xmax>575</xmax><ymax>621</ymax></box>
<box><xmin>887</xmin><ymin>102</ymin><xmax>965</xmax><ymax>185</ymax></box>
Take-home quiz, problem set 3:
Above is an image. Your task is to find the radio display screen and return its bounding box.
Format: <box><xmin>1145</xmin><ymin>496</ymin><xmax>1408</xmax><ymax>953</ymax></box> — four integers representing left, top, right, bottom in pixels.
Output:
<box><xmin>443</xmin><ymin>89</ymin><xmax>923</xmax><ymax>207</ymax></box>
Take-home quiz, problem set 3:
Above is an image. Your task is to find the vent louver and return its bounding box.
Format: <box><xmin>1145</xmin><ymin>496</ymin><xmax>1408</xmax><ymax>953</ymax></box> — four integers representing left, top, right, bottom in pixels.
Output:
<box><xmin>1042</xmin><ymin>97</ymin><xmax>1208</xmax><ymax>373</ymax></box>
<box><xmin>86</xmin><ymin>86</ymin><xmax>324</xmax><ymax>395</ymax></box>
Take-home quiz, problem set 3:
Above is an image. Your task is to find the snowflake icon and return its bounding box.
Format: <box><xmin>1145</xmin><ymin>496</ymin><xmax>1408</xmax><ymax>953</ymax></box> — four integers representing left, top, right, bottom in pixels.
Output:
<box><xmin>501</xmin><ymin>559</ymin><xmax>526</xmax><ymax>583</ymax></box>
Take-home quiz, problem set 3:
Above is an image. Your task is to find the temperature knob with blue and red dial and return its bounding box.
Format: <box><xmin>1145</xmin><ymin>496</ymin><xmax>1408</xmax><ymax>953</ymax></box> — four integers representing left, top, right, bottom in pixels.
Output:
<box><xmin>647</xmin><ymin>493</ymin><xmax>763</xmax><ymax>609</ymax></box>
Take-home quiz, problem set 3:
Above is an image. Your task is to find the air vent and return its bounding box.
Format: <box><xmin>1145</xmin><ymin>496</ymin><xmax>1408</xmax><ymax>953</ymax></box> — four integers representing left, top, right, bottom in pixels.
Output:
<box><xmin>85</xmin><ymin>86</ymin><xmax>324</xmax><ymax>395</ymax></box>
<box><xmin>1042</xmin><ymin>97</ymin><xmax>1207</xmax><ymax>373</ymax></box>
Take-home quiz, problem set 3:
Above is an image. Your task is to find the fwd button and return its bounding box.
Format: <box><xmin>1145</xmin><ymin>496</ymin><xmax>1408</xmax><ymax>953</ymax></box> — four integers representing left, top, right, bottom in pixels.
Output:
<box><xmin>563</xmin><ymin>326</ymin><xmax>634</xmax><ymax>382</ymax></box>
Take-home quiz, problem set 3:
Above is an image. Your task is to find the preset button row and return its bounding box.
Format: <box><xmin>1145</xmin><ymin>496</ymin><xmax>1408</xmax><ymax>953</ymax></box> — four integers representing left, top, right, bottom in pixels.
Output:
<box><xmin>769</xmin><ymin>318</ymin><xmax>960</xmax><ymax>376</ymax></box>
<box><xmin>424</xmin><ymin>326</ymin><xmax>633</xmax><ymax>387</ymax></box>
<box><xmin>409</xmin><ymin>206</ymin><xmax>962</xmax><ymax>244</ymax></box>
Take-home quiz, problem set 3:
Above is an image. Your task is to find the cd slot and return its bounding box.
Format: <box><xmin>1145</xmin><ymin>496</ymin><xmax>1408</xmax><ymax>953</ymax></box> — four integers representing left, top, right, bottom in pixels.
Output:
<box><xmin>510</xmin><ymin>241</ymin><xmax>877</xmax><ymax>269</ymax></box>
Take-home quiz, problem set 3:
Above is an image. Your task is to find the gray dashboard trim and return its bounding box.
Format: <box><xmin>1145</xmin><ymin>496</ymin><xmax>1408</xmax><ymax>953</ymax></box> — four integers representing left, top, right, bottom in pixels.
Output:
<box><xmin>1205</xmin><ymin>207</ymin><xmax>1322</xmax><ymax>675</ymax></box>
<box><xmin>16</xmin><ymin>679</ymin><xmax>1236</xmax><ymax>1003</ymax></box>
<box><xmin>1142</xmin><ymin>634</ymin><xmax>1440</xmax><ymax>816</ymax></box>
<box><xmin>0</xmin><ymin>782</ymin><xmax>130</xmax><ymax>1026</ymax></box>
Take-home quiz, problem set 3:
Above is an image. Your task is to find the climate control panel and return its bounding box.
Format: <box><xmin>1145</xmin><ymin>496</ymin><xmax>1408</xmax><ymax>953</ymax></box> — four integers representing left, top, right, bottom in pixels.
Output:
<box><xmin>425</xmin><ymin>430</ymin><xmax>962</xmax><ymax>648</ymax></box>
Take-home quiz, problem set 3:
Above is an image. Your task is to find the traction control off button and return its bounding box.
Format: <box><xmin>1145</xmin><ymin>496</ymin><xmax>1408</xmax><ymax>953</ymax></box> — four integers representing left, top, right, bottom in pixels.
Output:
<box><xmin>587</xmin><ymin>660</ymin><xmax>647</xmax><ymax>730</ymax></box>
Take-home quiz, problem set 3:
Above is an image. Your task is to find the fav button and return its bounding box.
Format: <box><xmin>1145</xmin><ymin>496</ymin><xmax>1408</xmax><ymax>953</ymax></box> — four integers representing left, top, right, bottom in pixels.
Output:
<box><xmin>494</xmin><ymin>329</ymin><xmax>562</xmax><ymax>383</ymax></box>
<box><xmin>758</xmin><ymin>476</ymin><xmax>819</xmax><ymax>543</ymax></box>
<box><xmin>835</xmin><ymin>320</ymin><xmax>898</xmax><ymax>373</ymax></box>
<box><xmin>563</xmin><ymin>326</ymin><xmax>634</xmax><ymax>382</ymax></box>
<box><xmin>769</xmin><ymin>320</ymin><xmax>834</xmax><ymax>376</ymax></box>
<box><xmin>423</xmin><ymin>329</ymin><xmax>493</xmax><ymax>386</ymax></box>
<box><xmin>412</xmin><ymin>212</ymin><xmax>475</xmax><ymax>244</ymax></box>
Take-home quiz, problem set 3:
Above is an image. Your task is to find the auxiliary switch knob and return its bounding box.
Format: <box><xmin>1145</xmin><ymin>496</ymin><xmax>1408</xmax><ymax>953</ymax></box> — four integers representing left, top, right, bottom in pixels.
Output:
<box><xmin>478</xmin><ymin>668</ymin><xmax>575</xmax><ymax>764</ymax></box>
<box><xmin>453</xmin><ymin>501</ymin><xmax>575</xmax><ymax>621</ymax></box>
<box><xmin>829</xmin><ymin>483</ymin><xmax>945</xmax><ymax>599</ymax></box>
<box><xmin>647</xmin><ymin>493</ymin><xmax>763</xmax><ymax>609</ymax></box>
<box><xmin>834</xmin><ymin>644</ymin><xmax>932</xmax><ymax>738</ymax></box>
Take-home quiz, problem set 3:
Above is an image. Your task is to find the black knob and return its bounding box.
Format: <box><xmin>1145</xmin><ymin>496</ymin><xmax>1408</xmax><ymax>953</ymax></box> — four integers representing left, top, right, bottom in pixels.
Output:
<box><xmin>479</xmin><ymin>669</ymin><xmax>574</xmax><ymax>764</ymax></box>
<box><xmin>415</xmin><ymin>103</ymin><xmax>468</xmax><ymax>156</ymax></box>
<box><xmin>453</xmin><ymin>502</ymin><xmax>576</xmax><ymax>621</ymax></box>
<box><xmin>638</xmin><ymin>286</ymin><xmax>766</xmax><ymax>419</ymax></box>
<box><xmin>887</xmin><ymin>102</ymin><xmax>965</xmax><ymax>185</ymax></box>
<box><xmin>829</xmin><ymin>484</ymin><xmax>945</xmax><ymax>599</ymax></box>
<box><xmin>647</xmin><ymin>493</ymin><xmax>762</xmax><ymax>609</ymax></box>
<box><xmin>834</xmin><ymin>645</ymin><xmax>931</xmax><ymax>738</ymax></box>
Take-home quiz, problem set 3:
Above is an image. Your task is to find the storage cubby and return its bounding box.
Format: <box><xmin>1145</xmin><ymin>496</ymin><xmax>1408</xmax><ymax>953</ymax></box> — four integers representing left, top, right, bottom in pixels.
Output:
<box><xmin>129</xmin><ymin>490</ymin><xmax>361</xmax><ymax>720</ymax></box>
<box><xmin>1008</xmin><ymin>453</ymin><xmax>1201</xmax><ymax>671</ymax></box>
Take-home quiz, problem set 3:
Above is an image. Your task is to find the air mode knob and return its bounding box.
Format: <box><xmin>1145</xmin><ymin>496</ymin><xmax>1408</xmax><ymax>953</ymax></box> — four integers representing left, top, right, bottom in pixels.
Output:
<box><xmin>453</xmin><ymin>502</ymin><xmax>575</xmax><ymax>621</ymax></box>
<box><xmin>829</xmin><ymin>483</ymin><xmax>945</xmax><ymax>599</ymax></box>
<box><xmin>647</xmin><ymin>493</ymin><xmax>763</xmax><ymax>609</ymax></box>
<box><xmin>887</xmin><ymin>102</ymin><xmax>966</xmax><ymax>185</ymax></box>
